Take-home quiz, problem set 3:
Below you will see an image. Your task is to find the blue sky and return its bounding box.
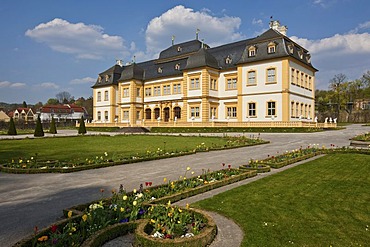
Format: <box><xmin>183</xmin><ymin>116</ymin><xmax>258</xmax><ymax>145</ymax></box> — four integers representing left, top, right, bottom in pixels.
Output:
<box><xmin>1</xmin><ymin>0</ymin><xmax>369</xmax><ymax>104</ymax></box>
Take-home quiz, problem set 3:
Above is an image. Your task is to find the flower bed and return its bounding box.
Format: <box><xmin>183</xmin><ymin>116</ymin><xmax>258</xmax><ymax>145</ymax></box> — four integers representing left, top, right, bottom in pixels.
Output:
<box><xmin>135</xmin><ymin>206</ymin><xmax>216</xmax><ymax>247</ymax></box>
<box><xmin>1</xmin><ymin>137</ymin><xmax>268</xmax><ymax>174</ymax></box>
<box><xmin>15</xmin><ymin>166</ymin><xmax>255</xmax><ymax>246</ymax></box>
<box><xmin>248</xmin><ymin>145</ymin><xmax>325</xmax><ymax>169</ymax></box>
<box><xmin>239</xmin><ymin>164</ymin><xmax>271</xmax><ymax>173</ymax></box>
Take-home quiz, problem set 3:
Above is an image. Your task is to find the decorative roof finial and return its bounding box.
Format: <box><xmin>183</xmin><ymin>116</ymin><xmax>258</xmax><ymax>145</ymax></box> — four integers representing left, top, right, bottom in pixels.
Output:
<box><xmin>196</xmin><ymin>28</ymin><xmax>200</xmax><ymax>40</ymax></box>
<box><xmin>171</xmin><ymin>35</ymin><xmax>175</xmax><ymax>46</ymax></box>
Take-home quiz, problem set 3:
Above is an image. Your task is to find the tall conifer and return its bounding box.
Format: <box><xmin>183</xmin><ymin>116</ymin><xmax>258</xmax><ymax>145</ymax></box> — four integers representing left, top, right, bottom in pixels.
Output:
<box><xmin>7</xmin><ymin>117</ymin><xmax>17</xmax><ymax>135</ymax></box>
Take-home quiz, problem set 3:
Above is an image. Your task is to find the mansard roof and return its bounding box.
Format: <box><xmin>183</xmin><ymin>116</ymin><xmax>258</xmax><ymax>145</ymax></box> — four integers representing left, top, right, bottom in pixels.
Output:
<box><xmin>185</xmin><ymin>48</ymin><xmax>219</xmax><ymax>70</ymax></box>
<box><xmin>93</xmin><ymin>28</ymin><xmax>317</xmax><ymax>88</ymax></box>
<box><xmin>119</xmin><ymin>63</ymin><xmax>145</xmax><ymax>81</ymax></box>
<box><xmin>158</xmin><ymin>40</ymin><xmax>205</xmax><ymax>61</ymax></box>
<box><xmin>92</xmin><ymin>64</ymin><xmax>123</xmax><ymax>88</ymax></box>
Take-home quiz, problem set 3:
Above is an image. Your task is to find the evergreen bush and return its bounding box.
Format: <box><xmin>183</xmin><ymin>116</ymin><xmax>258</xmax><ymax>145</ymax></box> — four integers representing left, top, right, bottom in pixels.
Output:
<box><xmin>34</xmin><ymin>116</ymin><xmax>44</xmax><ymax>137</ymax></box>
<box><xmin>49</xmin><ymin>116</ymin><xmax>57</xmax><ymax>134</ymax></box>
<box><xmin>7</xmin><ymin>117</ymin><xmax>17</xmax><ymax>135</ymax></box>
<box><xmin>78</xmin><ymin>116</ymin><xmax>87</xmax><ymax>135</ymax></box>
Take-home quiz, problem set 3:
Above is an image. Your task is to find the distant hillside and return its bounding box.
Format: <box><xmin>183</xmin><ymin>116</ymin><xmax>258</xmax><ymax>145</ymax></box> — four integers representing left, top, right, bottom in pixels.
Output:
<box><xmin>0</xmin><ymin>102</ymin><xmax>34</xmax><ymax>112</ymax></box>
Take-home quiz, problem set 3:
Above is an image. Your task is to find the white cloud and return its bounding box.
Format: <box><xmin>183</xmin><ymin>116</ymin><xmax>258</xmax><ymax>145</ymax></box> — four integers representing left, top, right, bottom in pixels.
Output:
<box><xmin>349</xmin><ymin>21</ymin><xmax>370</xmax><ymax>34</ymax></box>
<box><xmin>25</xmin><ymin>18</ymin><xmax>128</xmax><ymax>60</ymax></box>
<box><xmin>39</xmin><ymin>82</ymin><xmax>59</xmax><ymax>89</ymax></box>
<box><xmin>290</xmin><ymin>32</ymin><xmax>370</xmax><ymax>55</ymax></box>
<box><xmin>70</xmin><ymin>77</ymin><xmax>96</xmax><ymax>85</ymax></box>
<box><xmin>145</xmin><ymin>5</ymin><xmax>244</xmax><ymax>56</ymax></box>
<box><xmin>252</xmin><ymin>18</ymin><xmax>263</xmax><ymax>26</ymax></box>
<box><xmin>0</xmin><ymin>81</ymin><xmax>26</xmax><ymax>88</ymax></box>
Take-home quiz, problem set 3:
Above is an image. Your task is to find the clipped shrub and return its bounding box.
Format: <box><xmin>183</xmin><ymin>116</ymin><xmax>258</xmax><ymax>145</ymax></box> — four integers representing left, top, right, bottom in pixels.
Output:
<box><xmin>34</xmin><ymin>116</ymin><xmax>44</xmax><ymax>137</ymax></box>
<box><xmin>49</xmin><ymin>116</ymin><xmax>57</xmax><ymax>134</ymax></box>
<box><xmin>78</xmin><ymin>116</ymin><xmax>87</xmax><ymax>135</ymax></box>
<box><xmin>7</xmin><ymin>117</ymin><xmax>17</xmax><ymax>135</ymax></box>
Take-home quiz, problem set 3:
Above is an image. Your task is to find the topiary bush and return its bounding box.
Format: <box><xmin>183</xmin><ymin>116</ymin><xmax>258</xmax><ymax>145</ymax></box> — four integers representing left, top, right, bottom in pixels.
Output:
<box><xmin>78</xmin><ymin>116</ymin><xmax>87</xmax><ymax>135</ymax></box>
<box><xmin>7</xmin><ymin>117</ymin><xmax>17</xmax><ymax>135</ymax></box>
<box><xmin>49</xmin><ymin>116</ymin><xmax>57</xmax><ymax>134</ymax></box>
<box><xmin>34</xmin><ymin>116</ymin><xmax>44</xmax><ymax>137</ymax></box>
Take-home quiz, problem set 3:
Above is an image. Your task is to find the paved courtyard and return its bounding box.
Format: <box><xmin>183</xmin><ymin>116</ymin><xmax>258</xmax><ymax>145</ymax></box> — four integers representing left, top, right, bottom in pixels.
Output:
<box><xmin>0</xmin><ymin>124</ymin><xmax>369</xmax><ymax>247</ymax></box>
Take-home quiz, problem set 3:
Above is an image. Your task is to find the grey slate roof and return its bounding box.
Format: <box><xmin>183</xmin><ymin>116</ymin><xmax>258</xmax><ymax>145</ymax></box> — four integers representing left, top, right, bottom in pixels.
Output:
<box><xmin>119</xmin><ymin>63</ymin><xmax>145</xmax><ymax>81</ymax></box>
<box><xmin>158</xmin><ymin>40</ymin><xmax>205</xmax><ymax>60</ymax></box>
<box><xmin>92</xmin><ymin>28</ymin><xmax>317</xmax><ymax>88</ymax></box>
<box><xmin>185</xmin><ymin>48</ymin><xmax>219</xmax><ymax>70</ymax></box>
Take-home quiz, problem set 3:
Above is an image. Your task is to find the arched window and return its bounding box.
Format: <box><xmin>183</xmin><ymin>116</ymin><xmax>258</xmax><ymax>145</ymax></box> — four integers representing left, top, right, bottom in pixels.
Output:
<box><xmin>145</xmin><ymin>108</ymin><xmax>152</xmax><ymax>120</ymax></box>
<box><xmin>174</xmin><ymin>106</ymin><xmax>181</xmax><ymax>119</ymax></box>
<box><xmin>154</xmin><ymin>108</ymin><xmax>160</xmax><ymax>120</ymax></box>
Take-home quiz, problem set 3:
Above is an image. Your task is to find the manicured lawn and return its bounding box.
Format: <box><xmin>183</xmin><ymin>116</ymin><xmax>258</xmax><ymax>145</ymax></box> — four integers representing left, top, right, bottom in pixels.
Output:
<box><xmin>193</xmin><ymin>153</ymin><xmax>370</xmax><ymax>246</ymax></box>
<box><xmin>0</xmin><ymin>135</ymin><xmax>248</xmax><ymax>163</ymax></box>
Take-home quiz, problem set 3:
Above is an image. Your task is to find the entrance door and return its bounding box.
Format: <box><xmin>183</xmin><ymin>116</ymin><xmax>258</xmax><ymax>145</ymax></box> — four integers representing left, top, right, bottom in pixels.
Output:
<box><xmin>164</xmin><ymin>107</ymin><xmax>170</xmax><ymax>122</ymax></box>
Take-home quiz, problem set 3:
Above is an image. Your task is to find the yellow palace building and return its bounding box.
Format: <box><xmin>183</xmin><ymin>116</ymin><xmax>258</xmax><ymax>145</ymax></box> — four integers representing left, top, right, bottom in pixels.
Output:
<box><xmin>91</xmin><ymin>21</ymin><xmax>323</xmax><ymax>128</ymax></box>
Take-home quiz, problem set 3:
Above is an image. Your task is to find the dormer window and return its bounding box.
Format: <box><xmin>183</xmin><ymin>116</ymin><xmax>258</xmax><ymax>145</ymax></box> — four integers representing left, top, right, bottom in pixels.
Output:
<box><xmin>306</xmin><ymin>54</ymin><xmax>311</xmax><ymax>63</ymax></box>
<box><xmin>175</xmin><ymin>63</ymin><xmax>180</xmax><ymax>70</ymax></box>
<box><xmin>177</xmin><ymin>46</ymin><xmax>182</xmax><ymax>52</ymax></box>
<box><xmin>298</xmin><ymin>50</ymin><xmax>303</xmax><ymax>59</ymax></box>
<box><xmin>248</xmin><ymin>46</ymin><xmax>256</xmax><ymax>57</ymax></box>
<box><xmin>158</xmin><ymin>67</ymin><xmax>163</xmax><ymax>74</ymax></box>
<box><xmin>98</xmin><ymin>76</ymin><xmax>102</xmax><ymax>83</ymax></box>
<box><xmin>288</xmin><ymin>44</ymin><xmax>294</xmax><ymax>54</ymax></box>
<box><xmin>105</xmin><ymin>75</ymin><xmax>110</xmax><ymax>82</ymax></box>
<box><xmin>268</xmin><ymin>42</ymin><xmax>276</xmax><ymax>54</ymax></box>
<box><xmin>225</xmin><ymin>55</ymin><xmax>232</xmax><ymax>64</ymax></box>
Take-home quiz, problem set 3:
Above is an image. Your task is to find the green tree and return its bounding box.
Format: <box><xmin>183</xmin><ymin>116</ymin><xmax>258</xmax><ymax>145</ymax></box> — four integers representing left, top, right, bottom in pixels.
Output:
<box><xmin>46</xmin><ymin>98</ymin><xmax>59</xmax><ymax>105</ymax></box>
<box><xmin>49</xmin><ymin>116</ymin><xmax>57</xmax><ymax>134</ymax></box>
<box><xmin>34</xmin><ymin>116</ymin><xmax>44</xmax><ymax>137</ymax></box>
<box><xmin>78</xmin><ymin>116</ymin><xmax>87</xmax><ymax>135</ymax></box>
<box><xmin>7</xmin><ymin>117</ymin><xmax>17</xmax><ymax>135</ymax></box>
<box><xmin>22</xmin><ymin>101</ymin><xmax>27</xmax><ymax>108</ymax></box>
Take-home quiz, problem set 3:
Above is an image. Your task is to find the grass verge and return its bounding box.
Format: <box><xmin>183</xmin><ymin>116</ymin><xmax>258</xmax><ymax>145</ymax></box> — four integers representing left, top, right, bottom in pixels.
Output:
<box><xmin>0</xmin><ymin>135</ymin><xmax>260</xmax><ymax>164</ymax></box>
<box><xmin>193</xmin><ymin>153</ymin><xmax>370</xmax><ymax>246</ymax></box>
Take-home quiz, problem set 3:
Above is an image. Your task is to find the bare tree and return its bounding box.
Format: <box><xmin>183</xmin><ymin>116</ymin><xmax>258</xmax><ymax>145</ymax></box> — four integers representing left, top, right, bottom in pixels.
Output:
<box><xmin>329</xmin><ymin>73</ymin><xmax>347</xmax><ymax>119</ymax></box>
<box><xmin>56</xmin><ymin>91</ymin><xmax>72</xmax><ymax>104</ymax></box>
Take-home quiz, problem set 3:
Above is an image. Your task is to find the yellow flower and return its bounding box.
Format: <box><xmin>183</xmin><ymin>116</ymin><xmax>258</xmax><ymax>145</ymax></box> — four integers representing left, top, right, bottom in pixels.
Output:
<box><xmin>133</xmin><ymin>189</ymin><xmax>137</xmax><ymax>193</ymax></box>
<box><xmin>120</xmin><ymin>207</ymin><xmax>125</xmax><ymax>212</ymax></box>
<box><xmin>178</xmin><ymin>208</ymin><xmax>182</xmax><ymax>213</ymax></box>
<box><xmin>151</xmin><ymin>219</ymin><xmax>156</xmax><ymax>223</ymax></box>
<box><xmin>68</xmin><ymin>211</ymin><xmax>72</xmax><ymax>218</ymax></box>
<box><xmin>71</xmin><ymin>227</ymin><xmax>76</xmax><ymax>232</ymax></box>
<box><xmin>191</xmin><ymin>171</ymin><xmax>195</xmax><ymax>175</ymax></box>
<box><xmin>168</xmin><ymin>212</ymin><xmax>172</xmax><ymax>217</ymax></box>
<box><xmin>167</xmin><ymin>200</ymin><xmax>171</xmax><ymax>207</ymax></box>
<box><xmin>186</xmin><ymin>203</ymin><xmax>190</xmax><ymax>209</ymax></box>
<box><xmin>163</xmin><ymin>177</ymin><xmax>167</xmax><ymax>183</ymax></box>
<box><xmin>187</xmin><ymin>166</ymin><xmax>191</xmax><ymax>171</ymax></box>
<box><xmin>82</xmin><ymin>214</ymin><xmax>87</xmax><ymax>222</ymax></box>
<box><xmin>133</xmin><ymin>201</ymin><xmax>137</xmax><ymax>206</ymax></box>
<box><xmin>38</xmin><ymin>236</ymin><xmax>48</xmax><ymax>242</ymax></box>
<box><xmin>123</xmin><ymin>195</ymin><xmax>128</xmax><ymax>200</ymax></box>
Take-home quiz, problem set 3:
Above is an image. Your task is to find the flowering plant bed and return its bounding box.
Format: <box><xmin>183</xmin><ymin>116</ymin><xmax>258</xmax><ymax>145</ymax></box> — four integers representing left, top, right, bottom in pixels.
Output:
<box><xmin>135</xmin><ymin>206</ymin><xmax>216</xmax><ymax>247</ymax></box>
<box><xmin>249</xmin><ymin>145</ymin><xmax>325</xmax><ymax>169</ymax></box>
<box><xmin>239</xmin><ymin>164</ymin><xmax>271</xmax><ymax>173</ymax></box>
<box><xmin>1</xmin><ymin>136</ymin><xmax>268</xmax><ymax>174</ymax></box>
<box><xmin>15</xmin><ymin>166</ymin><xmax>254</xmax><ymax>247</ymax></box>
